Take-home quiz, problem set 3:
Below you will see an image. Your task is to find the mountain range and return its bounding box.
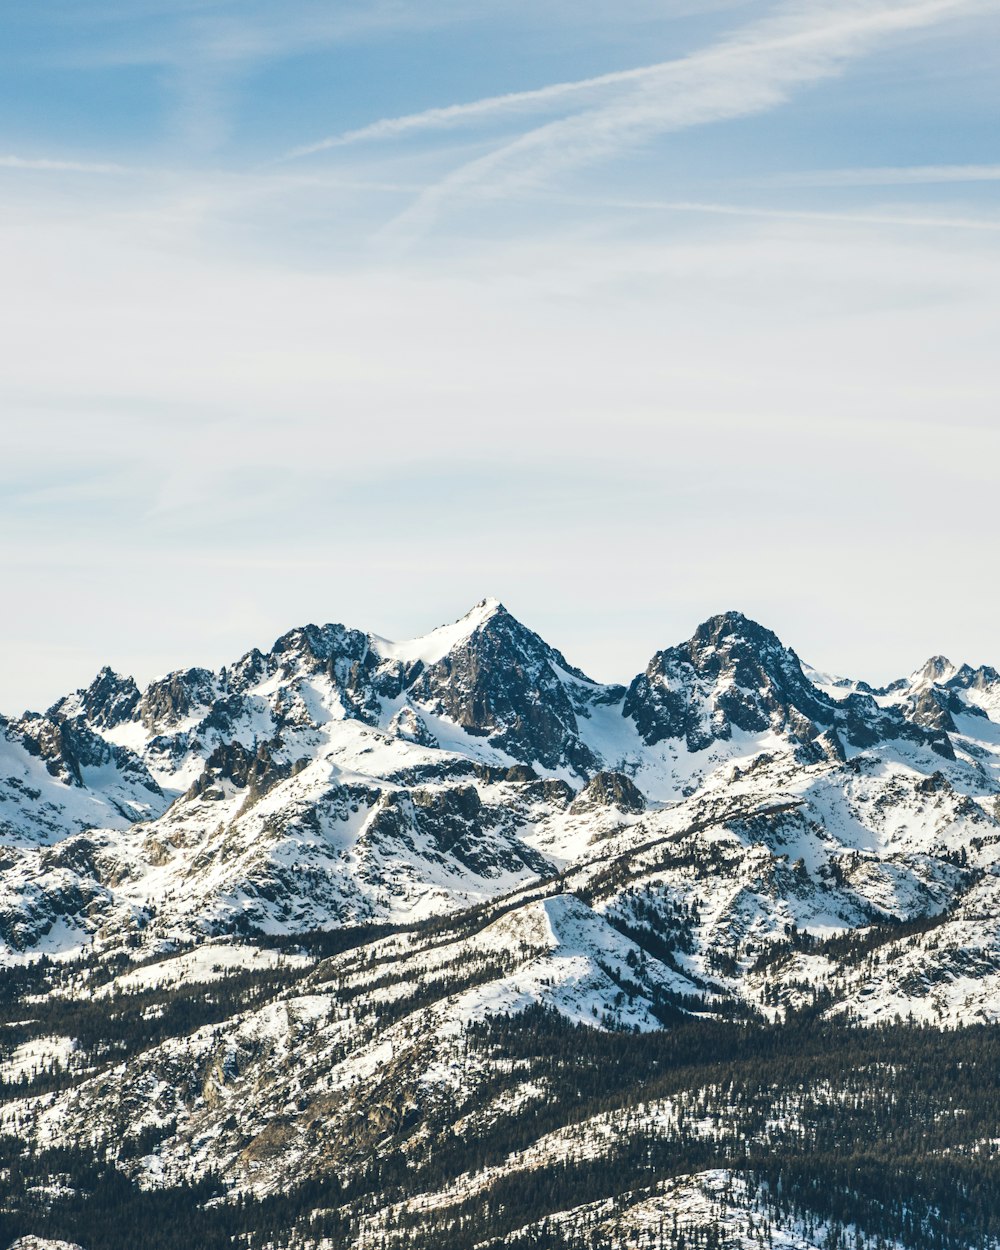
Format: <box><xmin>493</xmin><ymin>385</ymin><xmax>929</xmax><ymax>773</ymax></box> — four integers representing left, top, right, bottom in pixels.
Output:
<box><xmin>2</xmin><ymin>600</ymin><xmax>1000</xmax><ymax>1250</ymax></box>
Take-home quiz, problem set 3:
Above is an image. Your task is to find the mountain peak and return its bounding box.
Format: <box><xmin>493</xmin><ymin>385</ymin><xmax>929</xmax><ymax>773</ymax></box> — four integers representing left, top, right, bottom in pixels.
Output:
<box><xmin>391</xmin><ymin>599</ymin><xmax>604</xmax><ymax>772</ymax></box>
<box><xmin>912</xmin><ymin>655</ymin><xmax>958</xmax><ymax>686</ymax></box>
<box><xmin>47</xmin><ymin>664</ymin><xmax>141</xmax><ymax>729</ymax></box>
<box><xmin>467</xmin><ymin>595</ymin><xmax>506</xmax><ymax>618</ymax></box>
<box><xmin>451</xmin><ymin>596</ymin><xmax>513</xmax><ymax>637</ymax></box>
<box><xmin>690</xmin><ymin>610</ymin><xmax>783</xmax><ymax>651</ymax></box>
<box><xmin>370</xmin><ymin>598</ymin><xmax>508</xmax><ymax>669</ymax></box>
<box><xmin>624</xmin><ymin>611</ymin><xmax>830</xmax><ymax>751</ymax></box>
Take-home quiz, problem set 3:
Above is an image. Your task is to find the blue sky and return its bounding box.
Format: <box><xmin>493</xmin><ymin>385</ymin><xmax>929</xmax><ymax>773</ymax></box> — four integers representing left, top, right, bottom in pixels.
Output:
<box><xmin>2</xmin><ymin>0</ymin><xmax>1000</xmax><ymax>710</ymax></box>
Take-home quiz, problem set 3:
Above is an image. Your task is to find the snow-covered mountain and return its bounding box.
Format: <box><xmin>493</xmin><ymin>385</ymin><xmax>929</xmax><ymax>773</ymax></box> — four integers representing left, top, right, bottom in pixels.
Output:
<box><xmin>2</xmin><ymin>599</ymin><xmax>998</xmax><ymax>984</ymax></box>
<box><xmin>3</xmin><ymin>601</ymin><xmax>1000</xmax><ymax>1249</ymax></box>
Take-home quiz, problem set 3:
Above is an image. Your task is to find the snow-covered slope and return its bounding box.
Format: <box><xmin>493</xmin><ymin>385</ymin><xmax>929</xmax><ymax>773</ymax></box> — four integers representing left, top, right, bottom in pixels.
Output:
<box><xmin>0</xmin><ymin>711</ymin><xmax>166</xmax><ymax>846</ymax></box>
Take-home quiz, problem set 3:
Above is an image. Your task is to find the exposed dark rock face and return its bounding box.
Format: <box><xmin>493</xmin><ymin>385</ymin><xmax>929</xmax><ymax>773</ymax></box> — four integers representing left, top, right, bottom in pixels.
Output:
<box><xmin>623</xmin><ymin>612</ymin><xmax>831</xmax><ymax>752</ymax></box>
<box><xmin>956</xmin><ymin>663</ymin><xmax>1000</xmax><ymax>695</ymax></box>
<box><xmin>916</xmin><ymin>770</ymin><xmax>950</xmax><ymax>795</ymax></box>
<box><xmin>140</xmin><ymin>668</ymin><xmax>217</xmax><ymax>730</ymax></box>
<box><xmin>51</xmin><ymin>666</ymin><xmax>141</xmax><ymax>729</ymax></box>
<box><xmin>909</xmin><ymin>688</ymin><xmax>958</xmax><ymax>733</ymax></box>
<box><xmin>811</xmin><ymin>727</ymin><xmax>847</xmax><ymax>764</ymax></box>
<box><xmin>835</xmin><ymin>691</ymin><xmax>955</xmax><ymax>759</ymax></box>
<box><xmin>0</xmin><ymin>836</ymin><xmax>111</xmax><ymax>951</ymax></box>
<box><xmin>406</xmin><ymin>602</ymin><xmax>604</xmax><ymax>774</ymax></box>
<box><xmin>186</xmin><ymin>740</ymin><xmax>305</xmax><ymax>804</ymax></box>
<box><xmin>387</xmin><ymin>706</ymin><xmax>437</xmax><ymax>747</ymax></box>
<box><xmin>570</xmin><ymin>771</ymin><xmax>646</xmax><ymax>814</ymax></box>
<box><xmin>411</xmin><ymin>784</ymin><xmax>486</xmax><ymax>862</ymax></box>
<box><xmin>270</xmin><ymin>623</ymin><xmax>386</xmax><ymax>723</ymax></box>
<box><xmin>899</xmin><ymin>660</ymin><xmax>1000</xmax><ymax>730</ymax></box>
<box><xmin>474</xmin><ymin>764</ymin><xmax>541</xmax><ymax>785</ymax></box>
<box><xmin>11</xmin><ymin>713</ymin><xmax>162</xmax><ymax>796</ymax></box>
<box><xmin>623</xmin><ymin>610</ymin><xmax>956</xmax><ymax>760</ymax></box>
<box><xmin>355</xmin><ymin>783</ymin><xmax>552</xmax><ymax>879</ymax></box>
<box><xmin>125</xmin><ymin>605</ymin><xmax>616</xmax><ymax>773</ymax></box>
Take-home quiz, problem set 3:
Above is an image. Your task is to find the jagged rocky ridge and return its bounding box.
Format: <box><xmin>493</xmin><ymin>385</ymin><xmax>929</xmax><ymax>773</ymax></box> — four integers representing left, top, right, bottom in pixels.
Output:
<box><xmin>2</xmin><ymin>600</ymin><xmax>1000</xmax><ymax>1248</ymax></box>
<box><xmin>2</xmin><ymin>598</ymin><xmax>999</xmax><ymax>987</ymax></box>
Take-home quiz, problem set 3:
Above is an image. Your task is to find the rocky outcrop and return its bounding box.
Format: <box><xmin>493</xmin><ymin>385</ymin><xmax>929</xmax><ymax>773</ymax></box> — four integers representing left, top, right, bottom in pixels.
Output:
<box><xmin>570</xmin><ymin>771</ymin><xmax>646</xmax><ymax>814</ymax></box>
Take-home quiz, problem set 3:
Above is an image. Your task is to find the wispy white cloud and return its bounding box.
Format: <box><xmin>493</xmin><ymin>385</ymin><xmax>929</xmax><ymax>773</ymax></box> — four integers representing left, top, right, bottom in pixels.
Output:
<box><xmin>282</xmin><ymin>62</ymin><xmax>669</xmax><ymax>160</ymax></box>
<box><xmin>349</xmin><ymin>0</ymin><xmax>992</xmax><ymax>238</ymax></box>
<box><xmin>0</xmin><ymin>154</ymin><xmax>131</xmax><ymax>174</ymax></box>
<box><xmin>767</xmin><ymin>163</ymin><xmax>1000</xmax><ymax>186</ymax></box>
<box><xmin>544</xmin><ymin>194</ymin><xmax>1000</xmax><ymax>232</ymax></box>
